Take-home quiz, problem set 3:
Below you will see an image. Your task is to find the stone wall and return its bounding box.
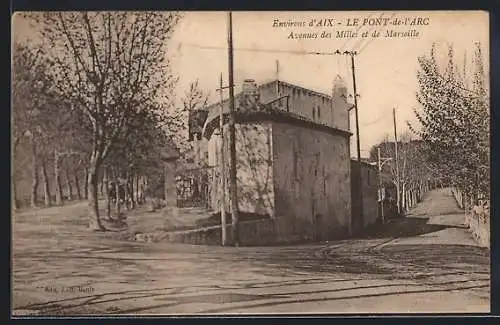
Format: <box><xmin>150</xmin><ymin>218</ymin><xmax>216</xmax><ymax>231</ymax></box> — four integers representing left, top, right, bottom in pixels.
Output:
<box><xmin>464</xmin><ymin>203</ymin><xmax>490</xmax><ymax>248</ymax></box>
<box><xmin>452</xmin><ymin>187</ymin><xmax>490</xmax><ymax>248</ymax></box>
<box><xmin>136</xmin><ymin>218</ymin><xmax>277</xmax><ymax>246</ymax></box>
<box><xmin>272</xmin><ymin>122</ymin><xmax>351</xmax><ymax>242</ymax></box>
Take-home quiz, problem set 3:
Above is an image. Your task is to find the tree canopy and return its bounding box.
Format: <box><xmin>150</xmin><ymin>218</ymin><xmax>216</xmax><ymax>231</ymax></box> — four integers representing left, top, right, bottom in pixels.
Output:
<box><xmin>409</xmin><ymin>43</ymin><xmax>489</xmax><ymax>203</ymax></box>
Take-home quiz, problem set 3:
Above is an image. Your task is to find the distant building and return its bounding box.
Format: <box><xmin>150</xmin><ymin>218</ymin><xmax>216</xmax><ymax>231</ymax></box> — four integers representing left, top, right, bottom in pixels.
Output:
<box><xmin>351</xmin><ymin>159</ymin><xmax>379</xmax><ymax>230</ymax></box>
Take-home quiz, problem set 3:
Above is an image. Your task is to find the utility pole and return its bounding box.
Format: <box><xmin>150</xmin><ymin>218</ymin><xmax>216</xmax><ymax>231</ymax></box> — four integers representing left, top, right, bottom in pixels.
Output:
<box><xmin>348</xmin><ymin>51</ymin><xmax>363</xmax><ymax>229</ymax></box>
<box><xmin>377</xmin><ymin>147</ymin><xmax>392</xmax><ymax>224</ymax></box>
<box><xmin>216</xmin><ymin>73</ymin><xmax>229</xmax><ymax>246</ymax></box>
<box><xmin>393</xmin><ymin>107</ymin><xmax>400</xmax><ymax>215</ymax></box>
<box><xmin>227</xmin><ymin>11</ymin><xmax>240</xmax><ymax>246</ymax></box>
<box><xmin>276</xmin><ymin>60</ymin><xmax>280</xmax><ymax>96</ymax></box>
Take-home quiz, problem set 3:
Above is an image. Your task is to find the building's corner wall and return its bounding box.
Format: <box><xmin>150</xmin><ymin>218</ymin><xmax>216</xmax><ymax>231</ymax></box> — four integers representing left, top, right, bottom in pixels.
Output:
<box><xmin>209</xmin><ymin>122</ymin><xmax>275</xmax><ymax>217</ymax></box>
<box><xmin>234</xmin><ymin>122</ymin><xmax>275</xmax><ymax>216</ymax></box>
<box><xmin>272</xmin><ymin>122</ymin><xmax>351</xmax><ymax>242</ymax></box>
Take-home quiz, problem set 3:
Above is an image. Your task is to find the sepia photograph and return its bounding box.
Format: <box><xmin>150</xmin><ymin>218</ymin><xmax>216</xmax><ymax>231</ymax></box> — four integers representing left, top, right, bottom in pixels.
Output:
<box><xmin>11</xmin><ymin>10</ymin><xmax>490</xmax><ymax>316</ymax></box>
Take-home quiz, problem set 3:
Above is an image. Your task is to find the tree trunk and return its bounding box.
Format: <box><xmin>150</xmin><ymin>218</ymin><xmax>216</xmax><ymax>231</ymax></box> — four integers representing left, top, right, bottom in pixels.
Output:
<box><xmin>401</xmin><ymin>182</ymin><xmax>406</xmax><ymax>214</ymax></box>
<box><xmin>134</xmin><ymin>174</ymin><xmax>139</xmax><ymax>205</ymax></box>
<box><xmin>103</xmin><ymin>168</ymin><xmax>111</xmax><ymax>220</ymax></box>
<box><xmin>64</xmin><ymin>164</ymin><xmax>74</xmax><ymax>201</ymax></box>
<box><xmin>129</xmin><ymin>174</ymin><xmax>136</xmax><ymax>209</ymax></box>
<box><xmin>410</xmin><ymin>189</ymin><xmax>414</xmax><ymax>208</ymax></box>
<box><xmin>405</xmin><ymin>188</ymin><xmax>409</xmax><ymax>210</ymax></box>
<box><xmin>54</xmin><ymin>150</ymin><xmax>63</xmax><ymax>205</ymax></box>
<box><xmin>407</xmin><ymin>187</ymin><xmax>411</xmax><ymax>209</ymax></box>
<box><xmin>123</xmin><ymin>172</ymin><xmax>130</xmax><ymax>211</ymax></box>
<box><xmin>411</xmin><ymin>188</ymin><xmax>414</xmax><ymax>207</ymax></box>
<box><xmin>136</xmin><ymin>175</ymin><xmax>142</xmax><ymax>205</ymax></box>
<box><xmin>30</xmin><ymin>144</ymin><xmax>39</xmax><ymax>208</ymax></box>
<box><xmin>408</xmin><ymin>187</ymin><xmax>412</xmax><ymax>209</ymax></box>
<box><xmin>12</xmin><ymin>173</ymin><xmax>18</xmax><ymax>211</ymax></box>
<box><xmin>407</xmin><ymin>188</ymin><xmax>410</xmax><ymax>210</ymax></box>
<box><xmin>395</xmin><ymin>181</ymin><xmax>401</xmax><ymax>215</ymax></box>
<box><xmin>87</xmin><ymin>157</ymin><xmax>104</xmax><ymax>231</ymax></box>
<box><xmin>40</xmin><ymin>159</ymin><xmax>51</xmax><ymax>207</ymax></box>
<box><xmin>99</xmin><ymin>175</ymin><xmax>103</xmax><ymax>197</ymax></box>
<box><xmin>74</xmin><ymin>169</ymin><xmax>82</xmax><ymax>200</ymax></box>
<box><xmin>84</xmin><ymin>167</ymin><xmax>89</xmax><ymax>199</ymax></box>
<box><xmin>115</xmin><ymin>180</ymin><xmax>121</xmax><ymax>215</ymax></box>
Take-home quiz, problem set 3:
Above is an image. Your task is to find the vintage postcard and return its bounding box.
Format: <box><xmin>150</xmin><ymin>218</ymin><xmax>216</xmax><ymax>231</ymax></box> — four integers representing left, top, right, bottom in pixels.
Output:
<box><xmin>11</xmin><ymin>10</ymin><xmax>490</xmax><ymax>316</ymax></box>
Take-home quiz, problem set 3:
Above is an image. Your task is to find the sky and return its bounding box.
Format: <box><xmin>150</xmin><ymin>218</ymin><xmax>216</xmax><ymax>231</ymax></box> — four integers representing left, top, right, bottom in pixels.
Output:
<box><xmin>12</xmin><ymin>11</ymin><xmax>489</xmax><ymax>158</ymax></box>
<box><xmin>166</xmin><ymin>11</ymin><xmax>489</xmax><ymax>157</ymax></box>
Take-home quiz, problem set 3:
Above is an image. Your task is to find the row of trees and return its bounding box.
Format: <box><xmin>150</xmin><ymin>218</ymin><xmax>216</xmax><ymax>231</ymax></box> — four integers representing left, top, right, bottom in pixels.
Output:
<box><xmin>12</xmin><ymin>12</ymin><xmax>188</xmax><ymax>230</ymax></box>
<box><xmin>370</xmin><ymin>42</ymin><xmax>488</xmax><ymax>216</ymax></box>
<box><xmin>371</xmin><ymin>135</ymin><xmax>438</xmax><ymax>215</ymax></box>
<box><xmin>411</xmin><ymin>42</ymin><xmax>489</xmax><ymax>208</ymax></box>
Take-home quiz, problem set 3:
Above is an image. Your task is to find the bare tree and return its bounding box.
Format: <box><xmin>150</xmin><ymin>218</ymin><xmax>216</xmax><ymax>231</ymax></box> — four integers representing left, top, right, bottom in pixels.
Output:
<box><xmin>29</xmin><ymin>12</ymin><xmax>181</xmax><ymax>230</ymax></box>
<box><xmin>370</xmin><ymin>133</ymin><xmax>435</xmax><ymax>215</ymax></box>
<box><xmin>29</xmin><ymin>139</ymin><xmax>39</xmax><ymax>208</ymax></box>
<box><xmin>168</xmin><ymin>79</ymin><xmax>209</xmax><ymax>163</ymax></box>
<box><xmin>12</xmin><ymin>43</ymin><xmax>58</xmax><ymax>209</ymax></box>
<box><xmin>40</xmin><ymin>156</ymin><xmax>51</xmax><ymax>207</ymax></box>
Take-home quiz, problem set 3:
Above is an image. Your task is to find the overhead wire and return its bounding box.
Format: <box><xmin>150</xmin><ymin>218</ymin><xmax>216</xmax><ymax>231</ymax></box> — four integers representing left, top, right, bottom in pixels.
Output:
<box><xmin>176</xmin><ymin>42</ymin><xmax>342</xmax><ymax>56</ymax></box>
<box><xmin>361</xmin><ymin>111</ymin><xmax>392</xmax><ymax>127</ymax></box>
<box><xmin>338</xmin><ymin>12</ymin><xmax>375</xmax><ymax>51</ymax></box>
<box><xmin>350</xmin><ymin>12</ymin><xmax>386</xmax><ymax>53</ymax></box>
<box><xmin>357</xmin><ymin>12</ymin><xmax>397</xmax><ymax>54</ymax></box>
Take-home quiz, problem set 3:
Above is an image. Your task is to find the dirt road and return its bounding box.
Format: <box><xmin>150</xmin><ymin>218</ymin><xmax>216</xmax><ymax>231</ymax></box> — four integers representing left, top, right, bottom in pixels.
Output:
<box><xmin>12</xmin><ymin>188</ymin><xmax>490</xmax><ymax>316</ymax></box>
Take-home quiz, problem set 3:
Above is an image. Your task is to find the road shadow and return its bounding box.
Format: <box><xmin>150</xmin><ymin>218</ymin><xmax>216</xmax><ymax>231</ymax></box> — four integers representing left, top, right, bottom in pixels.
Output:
<box><xmin>352</xmin><ymin>216</ymin><xmax>464</xmax><ymax>239</ymax></box>
<box><xmin>378</xmin><ymin>244</ymin><xmax>490</xmax><ymax>269</ymax></box>
<box><xmin>255</xmin><ymin>241</ymin><xmax>490</xmax><ymax>278</ymax></box>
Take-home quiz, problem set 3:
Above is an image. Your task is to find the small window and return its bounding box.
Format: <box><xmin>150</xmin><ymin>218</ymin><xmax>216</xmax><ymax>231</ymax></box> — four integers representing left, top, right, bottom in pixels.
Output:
<box><xmin>312</xmin><ymin>106</ymin><xmax>316</xmax><ymax>120</ymax></box>
<box><xmin>317</xmin><ymin>106</ymin><xmax>321</xmax><ymax>119</ymax></box>
<box><xmin>367</xmin><ymin>170</ymin><xmax>370</xmax><ymax>186</ymax></box>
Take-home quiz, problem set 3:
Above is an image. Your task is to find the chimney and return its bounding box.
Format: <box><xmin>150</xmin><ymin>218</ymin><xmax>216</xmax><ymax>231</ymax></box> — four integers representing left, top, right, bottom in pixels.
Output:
<box><xmin>242</xmin><ymin>79</ymin><xmax>258</xmax><ymax>94</ymax></box>
<box><xmin>241</xmin><ymin>79</ymin><xmax>261</xmax><ymax>104</ymax></box>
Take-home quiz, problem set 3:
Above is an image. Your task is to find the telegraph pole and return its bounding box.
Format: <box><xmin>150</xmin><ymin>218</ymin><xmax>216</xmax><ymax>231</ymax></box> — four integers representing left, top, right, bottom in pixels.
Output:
<box><xmin>227</xmin><ymin>11</ymin><xmax>240</xmax><ymax>246</ymax></box>
<box><xmin>216</xmin><ymin>73</ymin><xmax>229</xmax><ymax>246</ymax></box>
<box><xmin>348</xmin><ymin>51</ymin><xmax>363</xmax><ymax>228</ymax></box>
<box><xmin>393</xmin><ymin>107</ymin><xmax>400</xmax><ymax>214</ymax></box>
<box><xmin>377</xmin><ymin>147</ymin><xmax>392</xmax><ymax>224</ymax></box>
<box><xmin>276</xmin><ymin>60</ymin><xmax>280</xmax><ymax>96</ymax></box>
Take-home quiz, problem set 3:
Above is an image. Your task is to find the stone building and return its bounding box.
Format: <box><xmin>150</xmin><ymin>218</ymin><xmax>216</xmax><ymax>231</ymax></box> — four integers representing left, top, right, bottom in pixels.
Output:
<box><xmin>196</xmin><ymin>77</ymin><xmax>359</xmax><ymax>243</ymax></box>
